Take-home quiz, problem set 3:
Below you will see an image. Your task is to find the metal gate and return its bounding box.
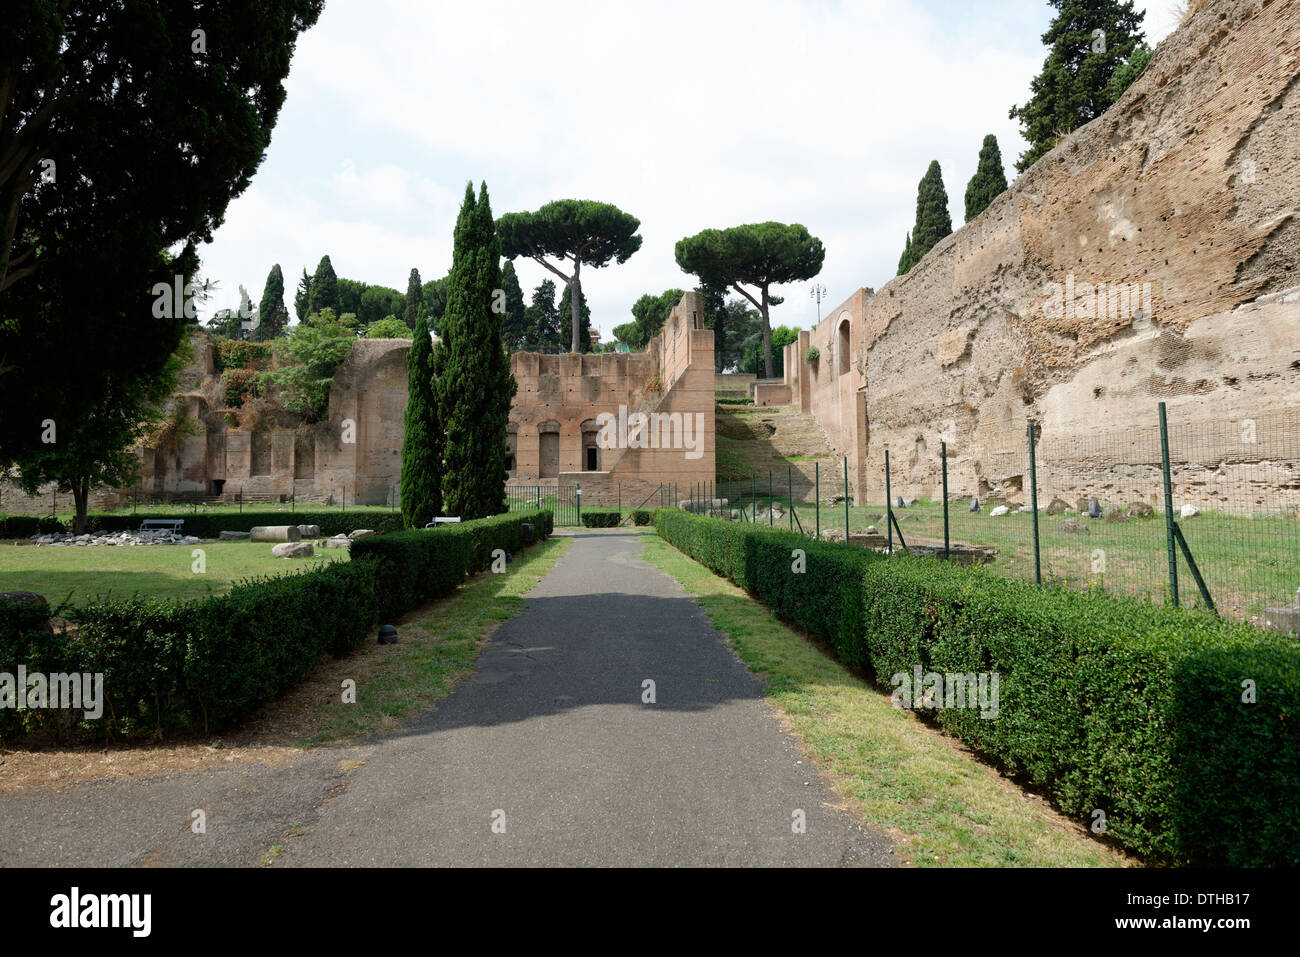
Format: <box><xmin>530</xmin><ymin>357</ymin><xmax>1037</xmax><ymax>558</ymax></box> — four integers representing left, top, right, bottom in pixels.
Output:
<box><xmin>505</xmin><ymin>484</ymin><xmax>581</xmax><ymax>526</ymax></box>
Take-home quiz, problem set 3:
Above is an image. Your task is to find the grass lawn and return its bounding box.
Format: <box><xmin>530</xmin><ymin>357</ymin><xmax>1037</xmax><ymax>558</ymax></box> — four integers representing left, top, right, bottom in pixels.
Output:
<box><xmin>0</xmin><ymin>540</ymin><xmax>347</xmax><ymax>607</ymax></box>
<box><xmin>706</xmin><ymin>495</ymin><xmax>1296</xmax><ymax>622</ymax></box>
<box><xmin>641</xmin><ymin>533</ymin><xmax>1131</xmax><ymax>868</ymax></box>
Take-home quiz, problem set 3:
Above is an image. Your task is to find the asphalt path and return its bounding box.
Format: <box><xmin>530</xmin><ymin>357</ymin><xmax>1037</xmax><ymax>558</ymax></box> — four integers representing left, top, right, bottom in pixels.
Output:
<box><xmin>1</xmin><ymin>531</ymin><xmax>894</xmax><ymax>867</ymax></box>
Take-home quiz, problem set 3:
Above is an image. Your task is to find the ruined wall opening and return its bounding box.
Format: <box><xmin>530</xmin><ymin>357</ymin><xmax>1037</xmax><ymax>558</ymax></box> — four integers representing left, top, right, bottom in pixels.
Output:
<box><xmin>538</xmin><ymin>420</ymin><xmax>560</xmax><ymax>478</ymax></box>
<box><xmin>838</xmin><ymin>316</ymin><xmax>851</xmax><ymax>376</ymax></box>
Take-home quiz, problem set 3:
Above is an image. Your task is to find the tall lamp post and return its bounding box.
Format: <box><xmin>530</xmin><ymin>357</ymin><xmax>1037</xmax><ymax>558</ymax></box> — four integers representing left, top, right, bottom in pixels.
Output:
<box><xmin>810</xmin><ymin>282</ymin><xmax>827</xmax><ymax>327</ymax></box>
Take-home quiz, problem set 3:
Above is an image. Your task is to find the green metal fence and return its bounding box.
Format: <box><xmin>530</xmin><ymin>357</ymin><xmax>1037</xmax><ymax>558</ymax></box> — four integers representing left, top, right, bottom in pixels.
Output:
<box><xmin>505</xmin><ymin>484</ymin><xmax>581</xmax><ymax>525</ymax></box>
<box><xmin>673</xmin><ymin>402</ymin><xmax>1298</xmax><ymax>627</ymax></box>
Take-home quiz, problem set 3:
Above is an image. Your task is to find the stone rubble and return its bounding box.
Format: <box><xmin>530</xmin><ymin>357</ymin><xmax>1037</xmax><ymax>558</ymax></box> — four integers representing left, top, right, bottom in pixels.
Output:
<box><xmin>29</xmin><ymin>530</ymin><xmax>203</xmax><ymax>547</ymax></box>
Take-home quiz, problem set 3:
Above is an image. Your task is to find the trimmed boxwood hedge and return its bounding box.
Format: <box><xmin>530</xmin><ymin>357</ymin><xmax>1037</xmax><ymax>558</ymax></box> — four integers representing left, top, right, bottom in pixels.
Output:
<box><xmin>579</xmin><ymin>508</ymin><xmax>621</xmax><ymax>528</ymax></box>
<box><xmin>352</xmin><ymin>511</ymin><xmax>551</xmax><ymax>620</ymax></box>
<box><xmin>0</xmin><ymin>515</ymin><xmax>66</xmax><ymax>538</ymax></box>
<box><xmin>631</xmin><ymin>509</ymin><xmax>653</xmax><ymax>526</ymax></box>
<box><xmin>654</xmin><ymin>508</ymin><xmax>1300</xmax><ymax>865</ymax></box>
<box><xmin>0</xmin><ymin>509</ymin><xmax>552</xmax><ymax>742</ymax></box>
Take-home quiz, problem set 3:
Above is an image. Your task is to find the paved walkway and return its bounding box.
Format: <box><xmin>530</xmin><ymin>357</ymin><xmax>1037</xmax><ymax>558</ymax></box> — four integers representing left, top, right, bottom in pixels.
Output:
<box><xmin>1</xmin><ymin>532</ymin><xmax>893</xmax><ymax>867</ymax></box>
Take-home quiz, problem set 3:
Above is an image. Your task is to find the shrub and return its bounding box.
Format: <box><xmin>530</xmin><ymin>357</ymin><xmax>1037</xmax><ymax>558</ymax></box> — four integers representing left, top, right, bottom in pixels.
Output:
<box><xmin>0</xmin><ymin>515</ymin><xmax>65</xmax><ymax>538</ymax></box>
<box><xmin>632</xmin><ymin>509</ymin><xmax>652</xmax><ymax>526</ymax></box>
<box><xmin>653</xmin><ymin>509</ymin><xmax>1300</xmax><ymax>865</ymax></box>
<box><xmin>1</xmin><ymin>510</ymin><xmax>552</xmax><ymax>742</ymax></box>
<box><xmin>351</xmin><ymin>510</ymin><xmax>551</xmax><ymax>620</ymax></box>
<box><xmin>804</xmin><ymin>346</ymin><xmax>820</xmax><ymax>364</ymax></box>
<box><xmin>214</xmin><ymin>339</ymin><xmax>272</xmax><ymax>373</ymax></box>
<box><xmin>580</xmin><ymin>509</ymin><xmax>621</xmax><ymax>528</ymax></box>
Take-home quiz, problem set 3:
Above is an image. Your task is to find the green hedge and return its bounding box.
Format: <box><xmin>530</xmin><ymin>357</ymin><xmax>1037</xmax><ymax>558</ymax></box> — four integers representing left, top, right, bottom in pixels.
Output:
<box><xmin>631</xmin><ymin>509</ymin><xmax>653</xmax><ymax>526</ymax></box>
<box><xmin>0</xmin><ymin>510</ymin><xmax>552</xmax><ymax>742</ymax></box>
<box><xmin>0</xmin><ymin>515</ymin><xmax>65</xmax><ymax>538</ymax></box>
<box><xmin>351</xmin><ymin>510</ymin><xmax>552</xmax><ymax>621</ymax></box>
<box><xmin>653</xmin><ymin>509</ymin><xmax>1300</xmax><ymax>865</ymax></box>
<box><xmin>580</xmin><ymin>509</ymin><xmax>621</xmax><ymax>528</ymax></box>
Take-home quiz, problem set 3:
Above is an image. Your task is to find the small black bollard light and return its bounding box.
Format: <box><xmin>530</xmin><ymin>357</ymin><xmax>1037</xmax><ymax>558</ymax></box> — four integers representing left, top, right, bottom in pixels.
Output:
<box><xmin>377</xmin><ymin>624</ymin><xmax>398</xmax><ymax>645</ymax></box>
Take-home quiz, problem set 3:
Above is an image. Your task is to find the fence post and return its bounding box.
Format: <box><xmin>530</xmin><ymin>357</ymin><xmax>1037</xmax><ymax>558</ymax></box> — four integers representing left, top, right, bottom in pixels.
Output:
<box><xmin>1158</xmin><ymin>401</ymin><xmax>1180</xmax><ymax>607</ymax></box>
<box><xmin>618</xmin><ymin>482</ymin><xmax>621</xmax><ymax>519</ymax></box>
<box><xmin>751</xmin><ymin>472</ymin><xmax>756</xmax><ymax>522</ymax></box>
<box><xmin>788</xmin><ymin>464</ymin><xmax>793</xmax><ymax>530</ymax></box>
<box><xmin>576</xmin><ymin>483</ymin><xmax>581</xmax><ymax>525</ymax></box>
<box><xmin>1028</xmin><ymin>421</ymin><xmax>1041</xmax><ymax>586</ymax></box>
<box><xmin>843</xmin><ymin>456</ymin><xmax>850</xmax><ymax>541</ymax></box>
<box><xmin>941</xmin><ymin>440</ymin><xmax>950</xmax><ymax>560</ymax></box>
<box><xmin>239</xmin><ymin>488</ymin><xmax>242</xmax><ymax>513</ymax></box>
<box><xmin>815</xmin><ymin>461</ymin><xmax>820</xmax><ymax>540</ymax></box>
<box><xmin>768</xmin><ymin>471</ymin><xmax>773</xmax><ymax>526</ymax></box>
<box><xmin>885</xmin><ymin>449</ymin><xmax>893</xmax><ymax>556</ymax></box>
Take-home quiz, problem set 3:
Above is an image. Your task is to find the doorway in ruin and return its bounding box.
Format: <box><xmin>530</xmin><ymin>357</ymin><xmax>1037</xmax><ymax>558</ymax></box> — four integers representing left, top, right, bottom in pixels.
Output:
<box><xmin>538</xmin><ymin>421</ymin><xmax>560</xmax><ymax>478</ymax></box>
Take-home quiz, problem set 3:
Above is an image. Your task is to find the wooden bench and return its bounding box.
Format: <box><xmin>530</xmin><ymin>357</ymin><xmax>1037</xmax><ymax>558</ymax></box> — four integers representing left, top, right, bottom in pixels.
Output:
<box><xmin>424</xmin><ymin>517</ymin><xmax>461</xmax><ymax>528</ymax></box>
<box><xmin>139</xmin><ymin>518</ymin><xmax>185</xmax><ymax>533</ymax></box>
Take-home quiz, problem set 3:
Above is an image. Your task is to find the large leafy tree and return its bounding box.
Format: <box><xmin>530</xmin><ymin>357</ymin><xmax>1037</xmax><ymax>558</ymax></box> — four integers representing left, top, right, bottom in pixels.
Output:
<box><xmin>400</xmin><ymin>311</ymin><xmax>442</xmax><ymax>528</ymax></box>
<box><xmin>309</xmin><ymin>254</ymin><xmax>340</xmax><ymax>314</ymax></box>
<box><xmin>674</xmin><ymin>223</ymin><xmax>823</xmax><ymax>379</ymax></box>
<box><xmin>0</xmin><ymin>0</ymin><xmax>323</xmax><ymax>466</ymax></box>
<box><xmin>1010</xmin><ymin>0</ymin><xmax>1150</xmax><ymax>172</ymax></box>
<box><xmin>258</xmin><ymin>264</ymin><xmax>291</xmax><ymax>340</ymax></box>
<box><xmin>898</xmin><ymin>161</ymin><xmax>953</xmax><ymax>275</ymax></box>
<box><xmin>742</xmin><ymin>324</ymin><xmax>798</xmax><ymax>379</ymax></box>
<box><xmin>613</xmin><ymin>288</ymin><xmax>685</xmax><ymax>350</ymax></box>
<box><xmin>14</xmin><ymin>347</ymin><xmax>187</xmax><ymax>533</ymax></box>
<box><xmin>260</xmin><ymin>310</ymin><xmax>354</xmax><ymax>420</ymax></box>
<box><xmin>498</xmin><ymin>261</ymin><xmax>528</xmax><ymax>352</ymax></box>
<box><xmin>498</xmin><ymin>200</ymin><xmax>642</xmax><ymax>354</ymax></box>
<box><xmin>403</xmin><ymin>267</ymin><xmax>423</xmax><ymax>330</ymax></box>
<box><xmin>421</xmin><ymin>274</ymin><xmax>450</xmax><ymax>332</ymax></box>
<box><xmin>437</xmin><ymin>182</ymin><xmax>515</xmax><ymax>519</ymax></box>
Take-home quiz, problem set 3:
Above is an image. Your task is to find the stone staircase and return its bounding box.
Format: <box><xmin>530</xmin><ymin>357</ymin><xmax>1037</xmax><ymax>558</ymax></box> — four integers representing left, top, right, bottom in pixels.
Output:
<box><xmin>715</xmin><ymin>401</ymin><xmax>848</xmax><ymax>501</ymax></box>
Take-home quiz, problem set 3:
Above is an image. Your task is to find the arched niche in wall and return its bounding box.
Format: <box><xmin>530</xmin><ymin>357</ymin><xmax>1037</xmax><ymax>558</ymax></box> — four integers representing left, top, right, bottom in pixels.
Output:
<box><xmin>538</xmin><ymin>420</ymin><xmax>561</xmax><ymax>478</ymax></box>
<box><xmin>837</xmin><ymin>313</ymin><xmax>851</xmax><ymax>376</ymax></box>
<box><xmin>580</xmin><ymin>418</ymin><xmax>600</xmax><ymax>472</ymax></box>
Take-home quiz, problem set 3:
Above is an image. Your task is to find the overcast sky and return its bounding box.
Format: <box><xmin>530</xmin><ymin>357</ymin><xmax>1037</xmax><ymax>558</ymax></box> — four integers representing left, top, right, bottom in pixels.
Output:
<box><xmin>196</xmin><ymin>0</ymin><xmax>1183</xmax><ymax>336</ymax></box>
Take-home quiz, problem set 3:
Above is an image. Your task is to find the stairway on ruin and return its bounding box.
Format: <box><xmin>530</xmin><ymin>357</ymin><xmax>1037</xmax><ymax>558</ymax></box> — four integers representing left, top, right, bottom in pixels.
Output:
<box><xmin>714</xmin><ymin>400</ymin><xmax>847</xmax><ymax>500</ymax></box>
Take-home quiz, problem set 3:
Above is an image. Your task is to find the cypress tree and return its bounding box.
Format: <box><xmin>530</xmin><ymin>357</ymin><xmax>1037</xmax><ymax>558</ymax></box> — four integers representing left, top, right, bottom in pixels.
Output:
<box><xmin>525</xmin><ymin>280</ymin><xmax>561</xmax><ymax>352</ymax></box>
<box><xmin>399</xmin><ymin>312</ymin><xmax>442</xmax><ymax>527</ymax></box>
<box><xmin>258</xmin><ymin>264</ymin><xmax>291</xmax><ymax>340</ymax></box>
<box><xmin>499</xmin><ymin>260</ymin><xmax>528</xmax><ymax>352</ymax></box>
<box><xmin>309</xmin><ymin>254</ymin><xmax>339</xmax><ymax>313</ymax></box>
<box><xmin>897</xmin><ymin>232</ymin><xmax>914</xmax><ymax>276</ymax></box>
<box><xmin>437</xmin><ymin>182</ymin><xmax>516</xmax><ymax>519</ymax></box>
<box><xmin>900</xmin><ymin>162</ymin><xmax>952</xmax><ymax>274</ymax></box>
<box><xmin>294</xmin><ymin>268</ymin><xmax>313</xmax><ymax>321</ymax></box>
<box><xmin>1009</xmin><ymin>0</ymin><xmax>1150</xmax><ymax>172</ymax></box>
<box><xmin>557</xmin><ymin>282</ymin><xmax>592</xmax><ymax>353</ymax></box>
<box><xmin>403</xmin><ymin>267</ymin><xmax>423</xmax><ymax>329</ymax></box>
<box><xmin>964</xmin><ymin>135</ymin><xmax>1009</xmax><ymax>222</ymax></box>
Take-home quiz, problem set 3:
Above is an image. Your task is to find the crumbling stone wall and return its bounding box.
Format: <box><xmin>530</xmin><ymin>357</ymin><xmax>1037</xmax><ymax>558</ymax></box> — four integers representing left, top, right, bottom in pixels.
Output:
<box><xmin>788</xmin><ymin>0</ymin><xmax>1300</xmax><ymax>509</ymax></box>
